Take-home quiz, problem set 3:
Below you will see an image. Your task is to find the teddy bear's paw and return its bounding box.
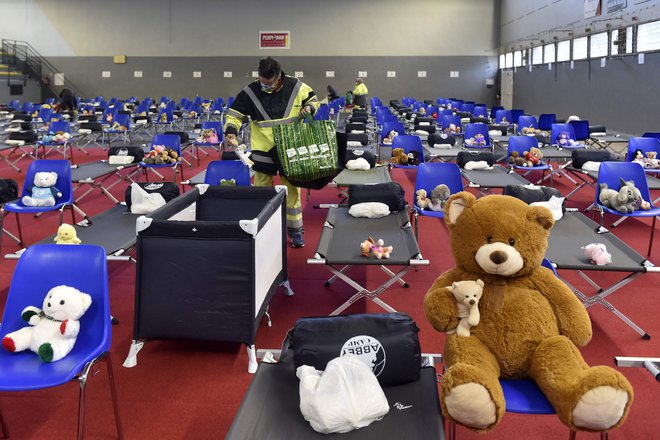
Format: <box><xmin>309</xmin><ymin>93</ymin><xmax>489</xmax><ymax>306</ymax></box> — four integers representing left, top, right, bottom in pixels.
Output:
<box><xmin>445</xmin><ymin>382</ymin><xmax>497</xmax><ymax>429</ymax></box>
<box><xmin>572</xmin><ymin>386</ymin><xmax>628</xmax><ymax>431</ymax></box>
<box><xmin>2</xmin><ymin>336</ymin><xmax>16</xmax><ymax>352</ymax></box>
<box><xmin>38</xmin><ymin>342</ymin><xmax>54</xmax><ymax>362</ymax></box>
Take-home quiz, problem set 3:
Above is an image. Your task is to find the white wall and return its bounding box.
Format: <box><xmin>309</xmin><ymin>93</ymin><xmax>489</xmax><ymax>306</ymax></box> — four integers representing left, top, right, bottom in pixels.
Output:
<box><xmin>500</xmin><ymin>0</ymin><xmax>660</xmax><ymax>50</ymax></box>
<box><xmin>1</xmin><ymin>0</ymin><xmax>497</xmax><ymax>57</ymax></box>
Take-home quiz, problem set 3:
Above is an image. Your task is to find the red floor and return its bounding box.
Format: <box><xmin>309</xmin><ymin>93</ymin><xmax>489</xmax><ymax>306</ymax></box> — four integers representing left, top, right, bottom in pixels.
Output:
<box><xmin>0</xmin><ymin>146</ymin><xmax>658</xmax><ymax>439</ymax></box>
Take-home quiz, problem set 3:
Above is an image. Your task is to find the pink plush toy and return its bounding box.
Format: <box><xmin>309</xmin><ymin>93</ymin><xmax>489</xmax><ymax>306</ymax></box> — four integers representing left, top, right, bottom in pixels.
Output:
<box><xmin>371</xmin><ymin>239</ymin><xmax>393</xmax><ymax>260</ymax></box>
<box><xmin>581</xmin><ymin>243</ymin><xmax>612</xmax><ymax>265</ymax></box>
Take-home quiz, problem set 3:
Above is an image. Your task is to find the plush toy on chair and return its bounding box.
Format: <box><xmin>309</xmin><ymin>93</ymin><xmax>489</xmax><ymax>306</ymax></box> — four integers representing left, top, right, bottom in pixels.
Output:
<box><xmin>21</xmin><ymin>171</ymin><xmax>62</xmax><ymax>207</ymax></box>
<box><xmin>424</xmin><ymin>192</ymin><xmax>632</xmax><ymax>434</ymax></box>
<box><xmin>2</xmin><ymin>285</ymin><xmax>92</xmax><ymax>362</ymax></box>
<box><xmin>55</xmin><ymin>223</ymin><xmax>81</xmax><ymax>245</ymax></box>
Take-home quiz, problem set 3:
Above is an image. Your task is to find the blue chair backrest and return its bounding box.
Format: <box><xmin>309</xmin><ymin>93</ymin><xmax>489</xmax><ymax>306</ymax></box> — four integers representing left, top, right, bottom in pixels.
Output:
<box><xmin>314</xmin><ymin>104</ymin><xmax>331</xmax><ymax>120</ymax></box>
<box><xmin>627</xmin><ymin>137</ymin><xmax>660</xmax><ymax>161</ymax></box>
<box><xmin>392</xmin><ymin>135</ymin><xmax>425</xmax><ymax>163</ymax></box>
<box><xmin>642</xmin><ymin>132</ymin><xmax>660</xmax><ymax>141</ymax></box>
<box><xmin>538</xmin><ymin>114</ymin><xmax>556</xmax><ymax>130</ymax></box>
<box><xmin>426</xmin><ymin>105</ymin><xmax>439</xmax><ymax>116</ymax></box>
<box><xmin>227</xmin><ymin>96</ymin><xmax>235</xmax><ymax>108</ymax></box>
<box><xmin>193</xmin><ymin>96</ymin><xmax>203</xmax><ymax>105</ymax></box>
<box><xmin>103</xmin><ymin>107</ymin><xmax>118</xmax><ymax>122</ymax></box>
<box><xmin>381</xmin><ymin>121</ymin><xmax>405</xmax><ymax>141</ymax></box>
<box><xmin>21</xmin><ymin>102</ymin><xmax>34</xmax><ymax>114</ymax></box>
<box><xmin>210</xmin><ymin>99</ymin><xmax>224</xmax><ymax>113</ymax></box>
<box><xmin>464</xmin><ymin>123</ymin><xmax>491</xmax><ymax>145</ymax></box>
<box><xmin>45</xmin><ymin>98</ymin><xmax>55</xmax><ymax>105</ymax></box>
<box><xmin>21</xmin><ymin>159</ymin><xmax>74</xmax><ymax>204</ymax></box>
<box><xmin>551</xmin><ymin>123</ymin><xmax>576</xmax><ymax>144</ymax></box>
<box><xmin>9</xmin><ymin>99</ymin><xmax>20</xmax><ymax>109</ymax></box>
<box><xmin>569</xmin><ymin>120</ymin><xmax>590</xmax><ymax>141</ymax></box>
<box><xmin>511</xmin><ymin>109</ymin><xmax>525</xmax><ymax>124</ymax></box>
<box><xmin>204</xmin><ymin>161</ymin><xmax>251</xmax><ymax>186</ymax></box>
<box><xmin>49</xmin><ymin>120</ymin><xmax>71</xmax><ymax>134</ymax></box>
<box><xmin>541</xmin><ymin>258</ymin><xmax>558</xmax><ymax>277</ymax></box>
<box><xmin>415</xmin><ymin>162</ymin><xmax>463</xmax><ymax>201</ymax></box>
<box><xmin>596</xmin><ymin>161</ymin><xmax>653</xmax><ymax>207</ymax></box>
<box><xmin>37</xmin><ymin>107</ymin><xmax>52</xmax><ymax>121</ymax></box>
<box><xmin>0</xmin><ymin>244</ymin><xmax>111</xmax><ymax>367</ymax></box>
<box><xmin>517</xmin><ymin>115</ymin><xmax>538</xmax><ymax>132</ymax></box>
<box><xmin>473</xmin><ymin>105</ymin><xmax>488</xmax><ymax>118</ymax></box>
<box><xmin>152</xmin><ymin>134</ymin><xmax>181</xmax><ymax>154</ymax></box>
<box><xmin>113</xmin><ymin>113</ymin><xmax>131</xmax><ymax>128</ymax></box>
<box><xmin>495</xmin><ymin>109</ymin><xmax>513</xmax><ymax>124</ymax></box>
<box><xmin>461</xmin><ymin>103</ymin><xmax>475</xmax><ymax>114</ymax></box>
<box><xmin>135</xmin><ymin>99</ymin><xmax>151</xmax><ymax>114</ymax></box>
<box><xmin>441</xmin><ymin>115</ymin><xmax>462</xmax><ymax>132</ymax></box>
<box><xmin>490</xmin><ymin>106</ymin><xmax>504</xmax><ymax>120</ymax></box>
<box><xmin>508</xmin><ymin>136</ymin><xmax>539</xmax><ymax>157</ymax></box>
<box><xmin>200</xmin><ymin>121</ymin><xmax>223</xmax><ymax>141</ymax></box>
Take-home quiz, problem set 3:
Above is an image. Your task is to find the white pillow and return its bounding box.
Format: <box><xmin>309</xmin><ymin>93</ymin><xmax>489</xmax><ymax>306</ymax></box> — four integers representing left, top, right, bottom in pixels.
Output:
<box><xmin>348</xmin><ymin>202</ymin><xmax>390</xmax><ymax>219</ymax></box>
<box><xmin>345</xmin><ymin>158</ymin><xmax>371</xmax><ymax>171</ymax></box>
<box><xmin>530</xmin><ymin>195</ymin><xmax>565</xmax><ymax>221</ymax></box>
<box><xmin>347</xmin><ymin>141</ymin><xmax>363</xmax><ymax>147</ymax></box>
<box><xmin>464</xmin><ymin>161</ymin><xmax>492</xmax><ymax>171</ymax></box>
<box><xmin>582</xmin><ymin>161</ymin><xmax>601</xmax><ymax>172</ymax></box>
<box><xmin>130</xmin><ymin>183</ymin><xmax>167</xmax><ymax>214</ymax></box>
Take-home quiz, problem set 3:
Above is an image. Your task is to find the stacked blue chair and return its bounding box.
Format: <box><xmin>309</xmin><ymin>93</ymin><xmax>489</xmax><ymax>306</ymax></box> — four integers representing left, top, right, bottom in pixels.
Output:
<box><xmin>203</xmin><ymin>160</ymin><xmax>251</xmax><ymax>186</ymax></box>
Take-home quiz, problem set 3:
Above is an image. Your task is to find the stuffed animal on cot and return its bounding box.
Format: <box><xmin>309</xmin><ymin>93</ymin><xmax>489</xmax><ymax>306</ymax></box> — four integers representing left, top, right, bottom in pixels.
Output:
<box><xmin>424</xmin><ymin>192</ymin><xmax>632</xmax><ymax>434</ymax></box>
<box><xmin>581</xmin><ymin>243</ymin><xmax>611</xmax><ymax>265</ymax></box>
<box><xmin>2</xmin><ymin>285</ymin><xmax>92</xmax><ymax>362</ymax></box>
<box><xmin>360</xmin><ymin>237</ymin><xmax>393</xmax><ymax>259</ymax></box>
<box><xmin>22</xmin><ymin>172</ymin><xmax>62</xmax><ymax>207</ymax></box>
<box><xmin>446</xmin><ymin>279</ymin><xmax>484</xmax><ymax>337</ymax></box>
<box><xmin>55</xmin><ymin>223</ymin><xmax>81</xmax><ymax>244</ymax></box>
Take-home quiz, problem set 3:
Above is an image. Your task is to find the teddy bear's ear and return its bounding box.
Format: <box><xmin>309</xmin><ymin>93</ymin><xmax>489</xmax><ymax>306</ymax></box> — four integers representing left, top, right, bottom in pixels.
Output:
<box><xmin>444</xmin><ymin>192</ymin><xmax>476</xmax><ymax>228</ymax></box>
<box><xmin>527</xmin><ymin>205</ymin><xmax>554</xmax><ymax>230</ymax></box>
<box><xmin>80</xmin><ymin>292</ymin><xmax>92</xmax><ymax>313</ymax></box>
<box><xmin>476</xmin><ymin>279</ymin><xmax>484</xmax><ymax>287</ymax></box>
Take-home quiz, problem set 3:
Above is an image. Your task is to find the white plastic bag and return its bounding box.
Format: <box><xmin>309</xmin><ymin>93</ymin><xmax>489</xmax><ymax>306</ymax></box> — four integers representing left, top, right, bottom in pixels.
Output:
<box><xmin>130</xmin><ymin>182</ymin><xmax>166</xmax><ymax>214</ymax></box>
<box><xmin>297</xmin><ymin>354</ymin><xmax>390</xmax><ymax>434</ymax></box>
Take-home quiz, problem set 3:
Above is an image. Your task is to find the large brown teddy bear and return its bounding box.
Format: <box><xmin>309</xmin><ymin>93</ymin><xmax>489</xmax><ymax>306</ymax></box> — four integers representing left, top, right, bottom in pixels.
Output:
<box><xmin>424</xmin><ymin>192</ymin><xmax>633</xmax><ymax>433</ymax></box>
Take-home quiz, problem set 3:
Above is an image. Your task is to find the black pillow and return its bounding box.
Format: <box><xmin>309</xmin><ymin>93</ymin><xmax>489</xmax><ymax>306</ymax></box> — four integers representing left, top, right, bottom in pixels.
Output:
<box><xmin>503</xmin><ymin>185</ymin><xmax>562</xmax><ymax>204</ymax></box>
<box><xmin>164</xmin><ymin>130</ymin><xmax>189</xmax><ymax>143</ymax></box>
<box><xmin>290</xmin><ymin>313</ymin><xmax>421</xmax><ymax>386</ymax></box>
<box><xmin>8</xmin><ymin>131</ymin><xmax>37</xmax><ymax>142</ymax></box>
<box><xmin>348</xmin><ymin>182</ymin><xmax>406</xmax><ymax>212</ymax></box>
<box><xmin>345</xmin><ymin>148</ymin><xmax>376</xmax><ymax>168</ymax></box>
<box><xmin>0</xmin><ymin>179</ymin><xmax>19</xmax><ymax>203</ymax></box>
<box><xmin>108</xmin><ymin>146</ymin><xmax>144</xmax><ymax>164</ymax></box>
<box><xmin>571</xmin><ymin>150</ymin><xmax>616</xmax><ymax>169</ymax></box>
<box><xmin>457</xmin><ymin>151</ymin><xmax>494</xmax><ymax>168</ymax></box>
<box><xmin>346</xmin><ymin>133</ymin><xmax>369</xmax><ymax>146</ymax></box>
<box><xmin>125</xmin><ymin>182</ymin><xmax>180</xmax><ymax>209</ymax></box>
<box><xmin>428</xmin><ymin>132</ymin><xmax>456</xmax><ymax>147</ymax></box>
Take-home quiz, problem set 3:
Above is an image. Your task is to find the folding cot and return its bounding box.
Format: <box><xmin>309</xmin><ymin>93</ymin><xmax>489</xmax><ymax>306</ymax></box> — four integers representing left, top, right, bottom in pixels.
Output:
<box><xmin>71</xmin><ymin>159</ymin><xmax>138</xmax><ymax>204</ymax></box>
<box><xmin>461</xmin><ymin>164</ymin><xmax>531</xmax><ymax>194</ymax></box>
<box><xmin>226</xmin><ymin>319</ymin><xmax>444</xmax><ymax>439</ymax></box>
<box><xmin>315</xmin><ymin>165</ymin><xmax>392</xmax><ymax>209</ymax></box>
<box><xmin>307</xmin><ymin>206</ymin><xmax>429</xmax><ymax>316</ymax></box>
<box><xmin>124</xmin><ymin>185</ymin><xmax>291</xmax><ymax>373</ymax></box>
<box><xmin>544</xmin><ymin>210</ymin><xmax>660</xmax><ymax>339</ymax></box>
<box><xmin>588</xmin><ymin>133</ymin><xmax>630</xmax><ymax>151</ymax></box>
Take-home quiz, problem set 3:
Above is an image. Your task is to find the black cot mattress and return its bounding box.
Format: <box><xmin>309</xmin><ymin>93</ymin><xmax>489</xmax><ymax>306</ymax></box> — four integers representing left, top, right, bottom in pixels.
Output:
<box><xmin>315</xmin><ymin>207</ymin><xmax>422</xmax><ymax>266</ymax></box>
<box><xmin>546</xmin><ymin>211</ymin><xmax>647</xmax><ymax>272</ymax></box>
<box><xmin>462</xmin><ymin>165</ymin><xmax>530</xmax><ymax>188</ymax></box>
<box><xmin>332</xmin><ymin>166</ymin><xmax>391</xmax><ymax>187</ymax></box>
<box><xmin>226</xmin><ymin>361</ymin><xmax>444</xmax><ymax>440</ymax></box>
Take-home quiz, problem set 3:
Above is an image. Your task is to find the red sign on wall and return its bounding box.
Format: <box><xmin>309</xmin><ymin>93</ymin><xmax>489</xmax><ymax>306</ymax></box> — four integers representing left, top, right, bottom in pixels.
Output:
<box><xmin>259</xmin><ymin>31</ymin><xmax>290</xmax><ymax>49</ymax></box>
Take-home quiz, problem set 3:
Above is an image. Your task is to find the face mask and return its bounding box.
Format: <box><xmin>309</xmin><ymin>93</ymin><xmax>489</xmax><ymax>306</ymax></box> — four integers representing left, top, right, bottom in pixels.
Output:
<box><xmin>260</xmin><ymin>82</ymin><xmax>275</xmax><ymax>92</ymax></box>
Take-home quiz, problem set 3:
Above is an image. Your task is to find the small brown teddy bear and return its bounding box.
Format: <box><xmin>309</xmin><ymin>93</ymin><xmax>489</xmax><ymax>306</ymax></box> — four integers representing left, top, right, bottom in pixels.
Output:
<box><xmin>508</xmin><ymin>151</ymin><xmax>527</xmax><ymax>167</ymax></box>
<box><xmin>391</xmin><ymin>148</ymin><xmax>408</xmax><ymax>165</ymax></box>
<box><xmin>424</xmin><ymin>192</ymin><xmax>632</xmax><ymax>434</ymax></box>
<box><xmin>416</xmin><ymin>189</ymin><xmax>431</xmax><ymax>209</ymax></box>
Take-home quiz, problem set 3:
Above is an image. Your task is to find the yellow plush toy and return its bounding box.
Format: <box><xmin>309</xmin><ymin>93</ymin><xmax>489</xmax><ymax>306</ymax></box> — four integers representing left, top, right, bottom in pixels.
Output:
<box><xmin>424</xmin><ymin>192</ymin><xmax>632</xmax><ymax>433</ymax></box>
<box><xmin>54</xmin><ymin>224</ymin><xmax>81</xmax><ymax>245</ymax></box>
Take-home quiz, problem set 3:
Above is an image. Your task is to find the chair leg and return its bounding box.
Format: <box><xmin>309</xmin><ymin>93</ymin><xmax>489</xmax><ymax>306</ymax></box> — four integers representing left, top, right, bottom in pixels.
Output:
<box><xmin>105</xmin><ymin>355</ymin><xmax>124</xmax><ymax>440</ymax></box>
<box><xmin>0</xmin><ymin>398</ymin><xmax>9</xmax><ymax>439</ymax></box>
<box><xmin>569</xmin><ymin>430</ymin><xmax>576</xmax><ymax>440</ymax></box>
<box><xmin>648</xmin><ymin>216</ymin><xmax>656</xmax><ymax>256</ymax></box>
<box><xmin>446</xmin><ymin>419</ymin><xmax>456</xmax><ymax>440</ymax></box>
<box><xmin>15</xmin><ymin>213</ymin><xmax>24</xmax><ymax>247</ymax></box>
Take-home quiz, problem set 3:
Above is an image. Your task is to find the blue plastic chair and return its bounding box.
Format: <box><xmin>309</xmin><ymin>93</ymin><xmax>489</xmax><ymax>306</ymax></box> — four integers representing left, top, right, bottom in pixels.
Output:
<box><xmin>139</xmin><ymin>134</ymin><xmax>184</xmax><ymax>183</ymax></box>
<box><xmin>517</xmin><ymin>115</ymin><xmax>539</xmax><ymax>134</ymax></box>
<box><xmin>511</xmin><ymin>109</ymin><xmax>525</xmax><ymax>124</ymax></box>
<box><xmin>0</xmin><ymin>160</ymin><xmax>82</xmax><ymax>249</ymax></box>
<box><xmin>489</xmin><ymin>106</ymin><xmax>504</xmax><ymax>120</ymax></box>
<box><xmin>595</xmin><ymin>161</ymin><xmax>660</xmax><ymax>256</ymax></box>
<box><xmin>441</xmin><ymin>115</ymin><xmax>462</xmax><ymax>133</ymax></box>
<box><xmin>508</xmin><ymin>136</ymin><xmax>550</xmax><ymax>173</ymax></box>
<box><xmin>203</xmin><ymin>160</ymin><xmax>251</xmax><ymax>186</ymax></box>
<box><xmin>38</xmin><ymin>120</ymin><xmax>75</xmax><ymax>161</ymax></box>
<box><xmin>102</xmin><ymin>113</ymin><xmax>132</xmax><ymax>146</ymax></box>
<box><xmin>193</xmin><ymin>121</ymin><xmax>224</xmax><ymax>161</ymax></box>
<box><xmin>472</xmin><ymin>105</ymin><xmax>488</xmax><ymax>118</ymax></box>
<box><xmin>314</xmin><ymin>104</ymin><xmax>331</xmax><ymax>121</ymax></box>
<box><xmin>460</xmin><ymin>103</ymin><xmax>475</xmax><ymax>114</ymax></box>
<box><xmin>0</xmin><ymin>244</ymin><xmax>123</xmax><ymax>439</ymax></box>
<box><xmin>381</xmin><ymin>121</ymin><xmax>405</xmax><ymax>144</ymax></box>
<box><xmin>569</xmin><ymin>120</ymin><xmax>590</xmax><ymax>142</ymax></box>
<box><xmin>538</xmin><ymin>113</ymin><xmax>557</xmax><ymax>131</ymax></box>
<box><xmin>412</xmin><ymin>162</ymin><xmax>463</xmax><ymax>237</ymax></box>
<box><xmin>627</xmin><ymin>137</ymin><xmax>660</xmax><ymax>174</ymax></box>
<box><xmin>391</xmin><ymin>135</ymin><xmax>425</xmax><ymax>169</ymax></box>
<box><xmin>551</xmin><ymin>124</ymin><xmax>585</xmax><ymax>150</ymax></box>
<box><xmin>463</xmin><ymin>123</ymin><xmax>492</xmax><ymax>149</ymax></box>
<box><xmin>495</xmin><ymin>109</ymin><xmax>513</xmax><ymax>125</ymax></box>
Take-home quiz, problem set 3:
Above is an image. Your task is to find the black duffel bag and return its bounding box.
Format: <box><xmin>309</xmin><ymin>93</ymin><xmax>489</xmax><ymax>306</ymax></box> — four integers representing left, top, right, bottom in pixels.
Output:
<box><xmin>571</xmin><ymin>149</ymin><xmax>617</xmax><ymax>169</ymax></box>
<box><xmin>80</xmin><ymin>121</ymin><xmax>103</xmax><ymax>132</ymax></box>
<box><xmin>108</xmin><ymin>146</ymin><xmax>144</xmax><ymax>164</ymax></box>
<box><xmin>124</xmin><ymin>182</ymin><xmax>180</xmax><ymax>210</ymax></box>
<box><xmin>289</xmin><ymin>312</ymin><xmax>421</xmax><ymax>386</ymax></box>
<box><xmin>0</xmin><ymin>179</ymin><xmax>19</xmax><ymax>203</ymax></box>
<box><xmin>457</xmin><ymin>150</ymin><xmax>494</xmax><ymax>169</ymax></box>
<box><xmin>8</xmin><ymin>131</ymin><xmax>38</xmax><ymax>143</ymax></box>
<box><xmin>348</xmin><ymin>181</ymin><xmax>406</xmax><ymax>212</ymax></box>
<box><xmin>164</xmin><ymin>131</ymin><xmax>190</xmax><ymax>144</ymax></box>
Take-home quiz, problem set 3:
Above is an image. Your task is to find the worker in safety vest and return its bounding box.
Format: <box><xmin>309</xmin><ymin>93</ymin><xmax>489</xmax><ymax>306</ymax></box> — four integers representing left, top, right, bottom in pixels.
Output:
<box><xmin>352</xmin><ymin>78</ymin><xmax>369</xmax><ymax>109</ymax></box>
<box><xmin>224</xmin><ymin>57</ymin><xmax>319</xmax><ymax>248</ymax></box>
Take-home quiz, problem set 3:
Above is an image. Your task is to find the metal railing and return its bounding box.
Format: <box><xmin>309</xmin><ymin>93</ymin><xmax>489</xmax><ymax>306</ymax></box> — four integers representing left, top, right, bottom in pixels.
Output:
<box><xmin>1</xmin><ymin>39</ymin><xmax>85</xmax><ymax>99</ymax></box>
